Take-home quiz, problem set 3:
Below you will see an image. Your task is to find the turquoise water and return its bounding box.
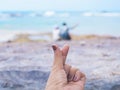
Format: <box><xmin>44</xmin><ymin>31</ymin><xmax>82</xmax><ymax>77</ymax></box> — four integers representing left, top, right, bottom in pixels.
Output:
<box><xmin>0</xmin><ymin>11</ymin><xmax>120</xmax><ymax>36</ymax></box>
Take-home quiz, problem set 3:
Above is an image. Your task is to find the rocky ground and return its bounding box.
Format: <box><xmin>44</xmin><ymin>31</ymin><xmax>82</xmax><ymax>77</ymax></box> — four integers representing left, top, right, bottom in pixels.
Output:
<box><xmin>0</xmin><ymin>38</ymin><xmax>120</xmax><ymax>90</ymax></box>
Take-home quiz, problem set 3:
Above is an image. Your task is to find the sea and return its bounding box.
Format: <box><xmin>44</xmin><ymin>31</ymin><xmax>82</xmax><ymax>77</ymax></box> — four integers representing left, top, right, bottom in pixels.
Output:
<box><xmin>0</xmin><ymin>11</ymin><xmax>120</xmax><ymax>41</ymax></box>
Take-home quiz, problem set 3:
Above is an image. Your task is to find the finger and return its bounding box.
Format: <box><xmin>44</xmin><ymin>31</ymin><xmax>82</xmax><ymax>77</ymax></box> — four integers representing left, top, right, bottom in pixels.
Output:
<box><xmin>64</xmin><ymin>64</ymin><xmax>71</xmax><ymax>75</ymax></box>
<box><xmin>74</xmin><ymin>71</ymin><xmax>86</xmax><ymax>83</ymax></box>
<box><xmin>73</xmin><ymin>71</ymin><xmax>86</xmax><ymax>89</ymax></box>
<box><xmin>80</xmin><ymin>72</ymin><xmax>86</xmax><ymax>83</ymax></box>
<box><xmin>68</xmin><ymin>67</ymin><xmax>78</xmax><ymax>82</ymax></box>
<box><xmin>75</xmin><ymin>72</ymin><xmax>86</xmax><ymax>88</ymax></box>
<box><xmin>52</xmin><ymin>44</ymin><xmax>64</xmax><ymax>69</ymax></box>
<box><xmin>73</xmin><ymin>70</ymin><xmax>81</xmax><ymax>82</ymax></box>
<box><xmin>62</xmin><ymin>44</ymin><xmax>69</xmax><ymax>65</ymax></box>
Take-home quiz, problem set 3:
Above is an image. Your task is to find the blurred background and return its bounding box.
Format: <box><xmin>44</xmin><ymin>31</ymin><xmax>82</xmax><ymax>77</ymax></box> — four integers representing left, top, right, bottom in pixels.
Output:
<box><xmin>0</xmin><ymin>0</ymin><xmax>120</xmax><ymax>42</ymax></box>
<box><xmin>0</xmin><ymin>1</ymin><xmax>120</xmax><ymax>90</ymax></box>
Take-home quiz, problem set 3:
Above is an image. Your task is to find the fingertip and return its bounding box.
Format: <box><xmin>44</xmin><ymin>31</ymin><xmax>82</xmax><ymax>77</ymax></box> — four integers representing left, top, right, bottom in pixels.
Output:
<box><xmin>64</xmin><ymin>44</ymin><xmax>69</xmax><ymax>49</ymax></box>
<box><xmin>76</xmin><ymin>71</ymin><xmax>86</xmax><ymax>83</ymax></box>
<box><xmin>73</xmin><ymin>70</ymin><xmax>80</xmax><ymax>82</ymax></box>
<box><xmin>81</xmin><ymin>73</ymin><xmax>86</xmax><ymax>82</ymax></box>
<box><xmin>52</xmin><ymin>44</ymin><xmax>57</xmax><ymax>51</ymax></box>
<box><xmin>62</xmin><ymin>44</ymin><xmax>70</xmax><ymax>55</ymax></box>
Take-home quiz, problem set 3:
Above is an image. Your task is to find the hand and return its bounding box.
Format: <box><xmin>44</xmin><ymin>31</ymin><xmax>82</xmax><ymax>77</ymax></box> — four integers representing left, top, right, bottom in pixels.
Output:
<box><xmin>45</xmin><ymin>44</ymin><xmax>86</xmax><ymax>90</ymax></box>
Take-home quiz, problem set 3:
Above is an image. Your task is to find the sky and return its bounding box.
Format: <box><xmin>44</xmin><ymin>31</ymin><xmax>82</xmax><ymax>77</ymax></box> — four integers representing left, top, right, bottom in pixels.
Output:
<box><xmin>0</xmin><ymin>0</ymin><xmax>120</xmax><ymax>11</ymax></box>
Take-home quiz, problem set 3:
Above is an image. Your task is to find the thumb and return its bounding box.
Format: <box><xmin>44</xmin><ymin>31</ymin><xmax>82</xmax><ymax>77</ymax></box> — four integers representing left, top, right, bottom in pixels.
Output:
<box><xmin>52</xmin><ymin>45</ymin><xmax>64</xmax><ymax>69</ymax></box>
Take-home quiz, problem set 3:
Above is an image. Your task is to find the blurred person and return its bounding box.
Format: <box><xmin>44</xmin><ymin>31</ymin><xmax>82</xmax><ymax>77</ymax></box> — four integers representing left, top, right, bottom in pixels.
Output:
<box><xmin>45</xmin><ymin>44</ymin><xmax>86</xmax><ymax>90</ymax></box>
<box><xmin>60</xmin><ymin>22</ymin><xmax>79</xmax><ymax>40</ymax></box>
<box><xmin>52</xmin><ymin>26</ymin><xmax>61</xmax><ymax>41</ymax></box>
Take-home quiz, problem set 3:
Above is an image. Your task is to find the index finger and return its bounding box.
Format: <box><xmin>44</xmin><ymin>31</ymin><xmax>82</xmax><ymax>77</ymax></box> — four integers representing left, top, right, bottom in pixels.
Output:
<box><xmin>52</xmin><ymin>44</ymin><xmax>64</xmax><ymax>69</ymax></box>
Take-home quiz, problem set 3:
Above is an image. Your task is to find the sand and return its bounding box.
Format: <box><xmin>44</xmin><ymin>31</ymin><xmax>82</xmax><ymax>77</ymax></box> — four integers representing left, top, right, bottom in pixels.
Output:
<box><xmin>0</xmin><ymin>37</ymin><xmax>120</xmax><ymax>90</ymax></box>
<box><xmin>0</xmin><ymin>30</ymin><xmax>44</xmax><ymax>42</ymax></box>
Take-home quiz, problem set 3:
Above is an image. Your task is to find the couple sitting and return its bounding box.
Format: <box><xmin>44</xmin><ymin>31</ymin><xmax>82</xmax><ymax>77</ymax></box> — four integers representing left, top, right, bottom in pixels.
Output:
<box><xmin>53</xmin><ymin>22</ymin><xmax>78</xmax><ymax>41</ymax></box>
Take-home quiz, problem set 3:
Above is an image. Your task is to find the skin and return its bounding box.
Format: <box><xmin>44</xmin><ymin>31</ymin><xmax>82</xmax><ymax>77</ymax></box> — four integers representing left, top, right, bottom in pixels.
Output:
<box><xmin>45</xmin><ymin>44</ymin><xmax>86</xmax><ymax>90</ymax></box>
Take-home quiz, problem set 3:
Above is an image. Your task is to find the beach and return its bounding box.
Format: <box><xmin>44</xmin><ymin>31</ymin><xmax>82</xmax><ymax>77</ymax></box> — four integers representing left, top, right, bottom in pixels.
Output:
<box><xmin>0</xmin><ymin>0</ymin><xmax>120</xmax><ymax>89</ymax></box>
<box><xmin>0</xmin><ymin>33</ymin><xmax>120</xmax><ymax>90</ymax></box>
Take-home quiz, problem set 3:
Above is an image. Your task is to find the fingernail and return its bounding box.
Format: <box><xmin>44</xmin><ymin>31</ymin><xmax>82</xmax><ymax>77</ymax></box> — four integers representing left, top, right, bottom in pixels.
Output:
<box><xmin>74</xmin><ymin>76</ymin><xmax>78</xmax><ymax>81</ymax></box>
<box><xmin>52</xmin><ymin>45</ymin><xmax>57</xmax><ymax>51</ymax></box>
